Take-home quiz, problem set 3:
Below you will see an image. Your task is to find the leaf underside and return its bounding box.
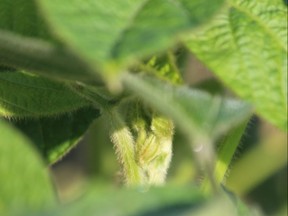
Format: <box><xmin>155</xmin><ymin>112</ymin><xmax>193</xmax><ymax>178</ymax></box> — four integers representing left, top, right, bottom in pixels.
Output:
<box><xmin>8</xmin><ymin>107</ymin><xmax>100</xmax><ymax>164</ymax></box>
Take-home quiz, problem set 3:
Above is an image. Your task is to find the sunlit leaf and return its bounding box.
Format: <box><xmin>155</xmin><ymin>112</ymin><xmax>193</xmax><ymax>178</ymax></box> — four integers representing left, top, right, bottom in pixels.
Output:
<box><xmin>186</xmin><ymin>0</ymin><xmax>287</xmax><ymax>130</ymax></box>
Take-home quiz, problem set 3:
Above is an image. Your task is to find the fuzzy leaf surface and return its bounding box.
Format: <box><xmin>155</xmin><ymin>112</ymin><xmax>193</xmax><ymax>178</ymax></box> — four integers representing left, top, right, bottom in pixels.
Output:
<box><xmin>0</xmin><ymin>71</ymin><xmax>90</xmax><ymax>117</ymax></box>
<box><xmin>186</xmin><ymin>0</ymin><xmax>287</xmax><ymax>130</ymax></box>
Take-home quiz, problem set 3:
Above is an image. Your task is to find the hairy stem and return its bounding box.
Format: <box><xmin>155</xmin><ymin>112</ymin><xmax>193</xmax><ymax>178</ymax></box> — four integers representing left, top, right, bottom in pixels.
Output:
<box><xmin>201</xmin><ymin>119</ymin><xmax>249</xmax><ymax>195</ymax></box>
<box><xmin>69</xmin><ymin>82</ymin><xmax>143</xmax><ymax>186</ymax></box>
<box><xmin>191</xmin><ymin>135</ymin><xmax>219</xmax><ymax>195</ymax></box>
<box><xmin>105</xmin><ymin>108</ymin><xmax>142</xmax><ymax>186</ymax></box>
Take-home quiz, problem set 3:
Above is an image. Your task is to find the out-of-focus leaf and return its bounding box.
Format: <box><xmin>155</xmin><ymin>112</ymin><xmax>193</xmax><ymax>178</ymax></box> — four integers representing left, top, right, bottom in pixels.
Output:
<box><xmin>0</xmin><ymin>29</ymin><xmax>99</xmax><ymax>82</ymax></box>
<box><xmin>226</xmin><ymin>131</ymin><xmax>287</xmax><ymax>195</ymax></box>
<box><xmin>143</xmin><ymin>53</ymin><xmax>183</xmax><ymax>84</ymax></box>
<box><xmin>186</xmin><ymin>0</ymin><xmax>287</xmax><ymax>130</ymax></box>
<box><xmin>0</xmin><ymin>0</ymin><xmax>98</xmax><ymax>81</ymax></box>
<box><xmin>186</xmin><ymin>196</ymin><xmax>261</xmax><ymax>216</ymax></box>
<box><xmin>37</xmin><ymin>184</ymin><xmax>205</xmax><ymax>216</ymax></box>
<box><xmin>37</xmin><ymin>0</ymin><xmax>225</xmax><ymax>80</ymax></box>
<box><xmin>0</xmin><ymin>0</ymin><xmax>52</xmax><ymax>39</ymax></box>
<box><xmin>9</xmin><ymin>107</ymin><xmax>100</xmax><ymax>164</ymax></box>
<box><xmin>35</xmin><ymin>184</ymin><xmax>259</xmax><ymax>216</ymax></box>
<box><xmin>123</xmin><ymin>73</ymin><xmax>252</xmax><ymax>140</ymax></box>
<box><xmin>0</xmin><ymin>120</ymin><xmax>56</xmax><ymax>215</ymax></box>
<box><xmin>0</xmin><ymin>71</ymin><xmax>91</xmax><ymax>117</ymax></box>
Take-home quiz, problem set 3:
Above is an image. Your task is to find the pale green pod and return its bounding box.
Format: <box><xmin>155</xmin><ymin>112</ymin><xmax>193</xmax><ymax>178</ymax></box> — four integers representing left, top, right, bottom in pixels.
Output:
<box><xmin>137</xmin><ymin>114</ymin><xmax>174</xmax><ymax>185</ymax></box>
<box><xmin>125</xmin><ymin>102</ymin><xmax>174</xmax><ymax>185</ymax></box>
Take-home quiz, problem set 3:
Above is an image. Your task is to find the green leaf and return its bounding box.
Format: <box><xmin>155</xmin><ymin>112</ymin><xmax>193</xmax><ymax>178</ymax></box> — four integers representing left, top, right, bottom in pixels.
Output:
<box><xmin>0</xmin><ymin>0</ymin><xmax>52</xmax><ymax>39</ymax></box>
<box><xmin>0</xmin><ymin>29</ymin><xmax>100</xmax><ymax>82</ymax></box>
<box><xmin>38</xmin><ymin>184</ymin><xmax>205</xmax><ymax>216</ymax></box>
<box><xmin>185</xmin><ymin>196</ymin><xmax>260</xmax><ymax>216</ymax></box>
<box><xmin>9</xmin><ymin>107</ymin><xmax>100</xmax><ymax>164</ymax></box>
<box><xmin>186</xmin><ymin>0</ymin><xmax>287</xmax><ymax>130</ymax></box>
<box><xmin>0</xmin><ymin>70</ymin><xmax>91</xmax><ymax>117</ymax></box>
<box><xmin>122</xmin><ymin>73</ymin><xmax>252</xmax><ymax>140</ymax></box>
<box><xmin>35</xmin><ymin>183</ymin><xmax>258</xmax><ymax>216</ymax></box>
<box><xmin>0</xmin><ymin>119</ymin><xmax>56</xmax><ymax>215</ymax></box>
<box><xmin>36</xmin><ymin>0</ymin><xmax>225</xmax><ymax>79</ymax></box>
<box><xmin>0</xmin><ymin>0</ymin><xmax>99</xmax><ymax>82</ymax></box>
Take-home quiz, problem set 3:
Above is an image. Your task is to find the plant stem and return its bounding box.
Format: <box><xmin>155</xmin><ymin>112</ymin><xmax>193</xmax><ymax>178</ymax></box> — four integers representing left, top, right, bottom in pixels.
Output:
<box><xmin>191</xmin><ymin>135</ymin><xmax>219</xmax><ymax>195</ymax></box>
<box><xmin>167</xmin><ymin>51</ymin><xmax>182</xmax><ymax>82</ymax></box>
<box><xmin>69</xmin><ymin>82</ymin><xmax>143</xmax><ymax>186</ymax></box>
<box><xmin>201</xmin><ymin>119</ymin><xmax>249</xmax><ymax>195</ymax></box>
<box><xmin>105</xmin><ymin>108</ymin><xmax>143</xmax><ymax>186</ymax></box>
